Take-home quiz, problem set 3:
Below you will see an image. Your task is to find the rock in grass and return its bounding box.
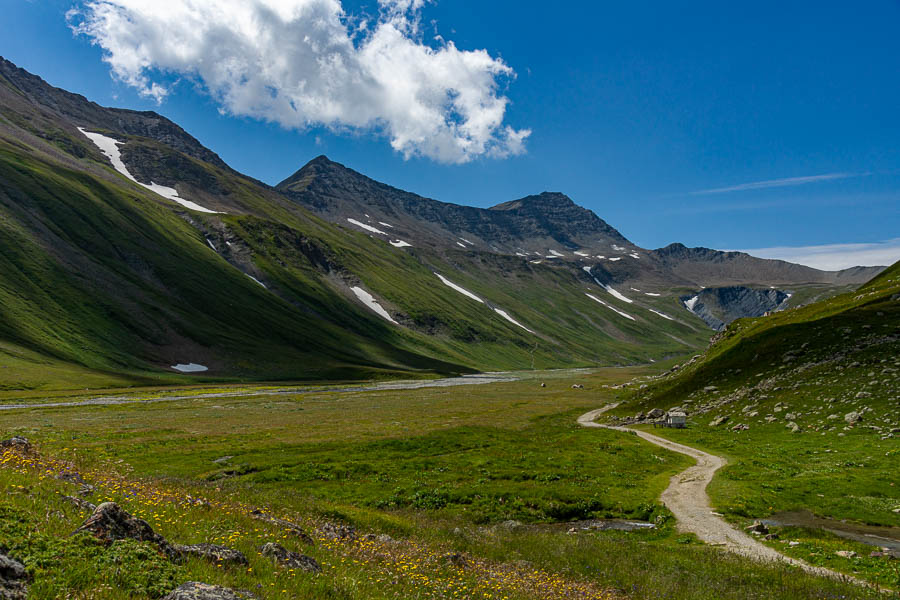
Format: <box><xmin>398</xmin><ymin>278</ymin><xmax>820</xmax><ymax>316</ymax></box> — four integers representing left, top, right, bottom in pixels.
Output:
<box><xmin>647</xmin><ymin>408</ymin><xmax>665</xmax><ymax>419</ymax></box>
<box><xmin>835</xmin><ymin>550</ymin><xmax>858</xmax><ymax>559</ymax></box>
<box><xmin>321</xmin><ymin>522</ymin><xmax>357</xmax><ymax>541</ymax></box>
<box><xmin>259</xmin><ymin>542</ymin><xmax>321</xmax><ymax>573</ymax></box>
<box><xmin>844</xmin><ymin>411</ymin><xmax>863</xmax><ymax>424</ymax></box>
<box><xmin>0</xmin><ymin>437</ymin><xmax>31</xmax><ymax>454</ymax></box>
<box><xmin>162</xmin><ymin>582</ymin><xmax>257</xmax><ymax>600</ymax></box>
<box><xmin>61</xmin><ymin>495</ymin><xmax>96</xmax><ymax>512</ymax></box>
<box><xmin>174</xmin><ymin>544</ymin><xmax>248</xmax><ymax>566</ymax></box>
<box><xmin>709</xmin><ymin>415</ymin><xmax>729</xmax><ymax>427</ymax></box>
<box><xmin>75</xmin><ymin>502</ymin><xmax>177</xmax><ymax>559</ymax></box>
<box><xmin>0</xmin><ymin>553</ymin><xmax>28</xmax><ymax>600</ymax></box>
<box><xmin>745</xmin><ymin>521</ymin><xmax>769</xmax><ymax>535</ymax></box>
<box><xmin>248</xmin><ymin>510</ymin><xmax>313</xmax><ymax>545</ymax></box>
<box><xmin>442</xmin><ymin>552</ymin><xmax>470</xmax><ymax>568</ymax></box>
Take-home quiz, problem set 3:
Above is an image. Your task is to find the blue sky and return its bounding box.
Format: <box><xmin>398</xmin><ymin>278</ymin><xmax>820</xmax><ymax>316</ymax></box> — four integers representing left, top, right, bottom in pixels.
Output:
<box><xmin>3</xmin><ymin>0</ymin><xmax>899</xmax><ymax>267</ymax></box>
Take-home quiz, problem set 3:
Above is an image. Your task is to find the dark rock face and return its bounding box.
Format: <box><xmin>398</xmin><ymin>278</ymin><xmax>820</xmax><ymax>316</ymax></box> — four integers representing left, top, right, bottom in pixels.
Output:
<box><xmin>681</xmin><ymin>286</ymin><xmax>791</xmax><ymax>331</ymax></box>
<box><xmin>161</xmin><ymin>582</ymin><xmax>257</xmax><ymax>600</ymax></box>
<box><xmin>0</xmin><ymin>57</ymin><xmax>229</xmax><ymax>170</ymax></box>
<box><xmin>0</xmin><ymin>553</ymin><xmax>28</xmax><ymax>600</ymax></box>
<box><xmin>174</xmin><ymin>544</ymin><xmax>248</xmax><ymax>566</ymax></box>
<box><xmin>74</xmin><ymin>502</ymin><xmax>177</xmax><ymax>558</ymax></box>
<box><xmin>259</xmin><ymin>543</ymin><xmax>321</xmax><ymax>573</ymax></box>
<box><xmin>277</xmin><ymin>156</ymin><xmax>630</xmax><ymax>252</ymax></box>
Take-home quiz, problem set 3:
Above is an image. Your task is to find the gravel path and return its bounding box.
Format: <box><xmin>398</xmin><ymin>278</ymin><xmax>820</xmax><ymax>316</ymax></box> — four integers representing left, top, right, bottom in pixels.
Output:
<box><xmin>578</xmin><ymin>405</ymin><xmax>882</xmax><ymax>589</ymax></box>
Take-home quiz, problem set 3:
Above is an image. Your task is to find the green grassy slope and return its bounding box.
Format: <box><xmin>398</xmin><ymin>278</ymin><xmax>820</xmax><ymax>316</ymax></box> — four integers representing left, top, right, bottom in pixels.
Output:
<box><xmin>609</xmin><ymin>263</ymin><xmax>900</xmax><ymax>586</ymax></box>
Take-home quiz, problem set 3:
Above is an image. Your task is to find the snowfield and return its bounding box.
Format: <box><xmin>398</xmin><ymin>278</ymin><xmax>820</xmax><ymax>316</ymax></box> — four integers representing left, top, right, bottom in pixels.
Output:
<box><xmin>171</xmin><ymin>363</ymin><xmax>208</xmax><ymax>373</ymax></box>
<box><xmin>493</xmin><ymin>308</ymin><xmax>535</xmax><ymax>334</ymax></box>
<box><xmin>434</xmin><ymin>273</ymin><xmax>484</xmax><ymax>303</ymax></box>
<box><xmin>347</xmin><ymin>218</ymin><xmax>388</xmax><ymax>235</ymax></box>
<box><xmin>644</xmin><ymin>292</ymin><xmax>661</xmax><ymax>297</ymax></box>
<box><xmin>351</xmin><ymin>286</ymin><xmax>398</xmax><ymax>324</ymax></box>
<box><xmin>390</xmin><ymin>240</ymin><xmax>412</xmax><ymax>248</ymax></box>
<box><xmin>78</xmin><ymin>128</ymin><xmax>218</xmax><ymax>213</ymax></box>
<box><xmin>378</xmin><ymin>221</ymin><xmax>394</xmax><ymax>228</ymax></box>
<box><xmin>585</xmin><ymin>293</ymin><xmax>636</xmax><ymax>321</ymax></box>
<box><xmin>456</xmin><ymin>242</ymin><xmax>467</xmax><ymax>248</ymax></box>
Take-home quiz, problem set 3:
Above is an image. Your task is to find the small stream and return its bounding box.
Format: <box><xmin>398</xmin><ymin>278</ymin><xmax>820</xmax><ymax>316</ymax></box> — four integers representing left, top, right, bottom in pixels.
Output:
<box><xmin>760</xmin><ymin>511</ymin><xmax>900</xmax><ymax>556</ymax></box>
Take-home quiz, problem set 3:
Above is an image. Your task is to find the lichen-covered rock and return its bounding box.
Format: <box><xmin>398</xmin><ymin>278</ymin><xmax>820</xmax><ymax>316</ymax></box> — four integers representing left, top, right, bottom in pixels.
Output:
<box><xmin>174</xmin><ymin>544</ymin><xmax>248</xmax><ymax>566</ymax></box>
<box><xmin>0</xmin><ymin>553</ymin><xmax>28</xmax><ymax>600</ymax></box>
<box><xmin>74</xmin><ymin>502</ymin><xmax>177</xmax><ymax>558</ymax></box>
<box><xmin>320</xmin><ymin>522</ymin><xmax>357</xmax><ymax>541</ymax></box>
<box><xmin>161</xmin><ymin>582</ymin><xmax>256</xmax><ymax>600</ymax></box>
<box><xmin>259</xmin><ymin>542</ymin><xmax>321</xmax><ymax>573</ymax></box>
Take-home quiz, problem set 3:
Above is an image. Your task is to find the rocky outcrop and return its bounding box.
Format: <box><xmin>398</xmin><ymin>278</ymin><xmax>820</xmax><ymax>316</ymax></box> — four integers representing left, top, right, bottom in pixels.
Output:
<box><xmin>74</xmin><ymin>502</ymin><xmax>177</xmax><ymax>559</ymax></box>
<box><xmin>174</xmin><ymin>544</ymin><xmax>248</xmax><ymax>566</ymax></box>
<box><xmin>259</xmin><ymin>543</ymin><xmax>321</xmax><ymax>573</ymax></box>
<box><xmin>0</xmin><ymin>554</ymin><xmax>28</xmax><ymax>600</ymax></box>
<box><xmin>161</xmin><ymin>582</ymin><xmax>256</xmax><ymax>600</ymax></box>
<box><xmin>681</xmin><ymin>286</ymin><xmax>791</xmax><ymax>331</ymax></box>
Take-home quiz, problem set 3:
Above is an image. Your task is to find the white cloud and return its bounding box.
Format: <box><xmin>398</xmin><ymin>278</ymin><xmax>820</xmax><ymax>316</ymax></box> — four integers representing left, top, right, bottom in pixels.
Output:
<box><xmin>68</xmin><ymin>0</ymin><xmax>529</xmax><ymax>164</ymax></box>
<box><xmin>686</xmin><ymin>172</ymin><xmax>861</xmax><ymax>196</ymax></box>
<box><xmin>740</xmin><ymin>238</ymin><xmax>900</xmax><ymax>270</ymax></box>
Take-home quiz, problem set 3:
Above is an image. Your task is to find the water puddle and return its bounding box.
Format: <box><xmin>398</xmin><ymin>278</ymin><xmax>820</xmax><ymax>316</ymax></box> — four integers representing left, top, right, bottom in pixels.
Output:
<box><xmin>760</xmin><ymin>510</ymin><xmax>900</xmax><ymax>556</ymax></box>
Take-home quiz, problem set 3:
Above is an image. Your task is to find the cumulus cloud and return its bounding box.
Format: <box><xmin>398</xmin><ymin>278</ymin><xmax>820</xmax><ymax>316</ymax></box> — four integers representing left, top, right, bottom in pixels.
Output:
<box><xmin>739</xmin><ymin>238</ymin><xmax>900</xmax><ymax>270</ymax></box>
<box><xmin>68</xmin><ymin>0</ymin><xmax>529</xmax><ymax>163</ymax></box>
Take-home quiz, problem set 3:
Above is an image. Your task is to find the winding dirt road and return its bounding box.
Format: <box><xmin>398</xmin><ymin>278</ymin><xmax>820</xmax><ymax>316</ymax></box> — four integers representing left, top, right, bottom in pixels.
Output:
<box><xmin>578</xmin><ymin>405</ymin><xmax>880</xmax><ymax>587</ymax></box>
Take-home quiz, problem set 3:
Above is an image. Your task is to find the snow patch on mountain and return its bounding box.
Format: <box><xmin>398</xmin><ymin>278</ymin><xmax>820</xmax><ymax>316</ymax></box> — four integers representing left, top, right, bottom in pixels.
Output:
<box><xmin>379</xmin><ymin>221</ymin><xmax>394</xmax><ymax>228</ymax></box>
<box><xmin>171</xmin><ymin>363</ymin><xmax>208</xmax><ymax>373</ymax></box>
<box><xmin>434</xmin><ymin>273</ymin><xmax>484</xmax><ymax>303</ymax></box>
<box><xmin>390</xmin><ymin>240</ymin><xmax>412</xmax><ymax>248</ymax></box>
<box><xmin>347</xmin><ymin>218</ymin><xmax>388</xmax><ymax>235</ymax></box>
<box><xmin>648</xmin><ymin>308</ymin><xmax>675</xmax><ymax>321</ymax></box>
<box><xmin>456</xmin><ymin>242</ymin><xmax>467</xmax><ymax>248</ymax></box>
<box><xmin>585</xmin><ymin>293</ymin><xmax>636</xmax><ymax>321</ymax></box>
<box><xmin>246</xmin><ymin>274</ymin><xmax>267</xmax><ymax>288</ymax></box>
<box><xmin>79</xmin><ymin>127</ymin><xmax>218</xmax><ymax>213</ymax></box>
<box><xmin>351</xmin><ymin>286</ymin><xmax>398</xmax><ymax>324</ymax></box>
<box><xmin>494</xmin><ymin>308</ymin><xmax>535</xmax><ymax>334</ymax></box>
<box><xmin>582</xmin><ymin>267</ymin><xmax>633</xmax><ymax>303</ymax></box>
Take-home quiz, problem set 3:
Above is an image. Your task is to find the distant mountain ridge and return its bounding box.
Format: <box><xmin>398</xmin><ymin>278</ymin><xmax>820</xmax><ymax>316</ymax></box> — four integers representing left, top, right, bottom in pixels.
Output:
<box><xmin>0</xmin><ymin>56</ymin><xmax>888</xmax><ymax>387</ymax></box>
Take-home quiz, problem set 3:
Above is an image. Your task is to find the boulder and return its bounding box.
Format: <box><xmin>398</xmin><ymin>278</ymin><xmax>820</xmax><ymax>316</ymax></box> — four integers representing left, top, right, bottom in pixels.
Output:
<box><xmin>174</xmin><ymin>544</ymin><xmax>247</xmax><ymax>566</ymax></box>
<box><xmin>74</xmin><ymin>502</ymin><xmax>177</xmax><ymax>559</ymax></box>
<box><xmin>647</xmin><ymin>408</ymin><xmax>665</xmax><ymax>419</ymax></box>
<box><xmin>786</xmin><ymin>422</ymin><xmax>801</xmax><ymax>433</ymax></box>
<box><xmin>709</xmin><ymin>416</ymin><xmax>729</xmax><ymax>427</ymax></box>
<box><xmin>161</xmin><ymin>582</ymin><xmax>257</xmax><ymax>600</ymax></box>
<box><xmin>0</xmin><ymin>553</ymin><xmax>28</xmax><ymax>600</ymax></box>
<box><xmin>0</xmin><ymin>437</ymin><xmax>31</xmax><ymax>454</ymax></box>
<box><xmin>259</xmin><ymin>543</ymin><xmax>321</xmax><ymax>573</ymax></box>
<box><xmin>844</xmin><ymin>411</ymin><xmax>863</xmax><ymax>425</ymax></box>
<box><xmin>835</xmin><ymin>550</ymin><xmax>858</xmax><ymax>559</ymax></box>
